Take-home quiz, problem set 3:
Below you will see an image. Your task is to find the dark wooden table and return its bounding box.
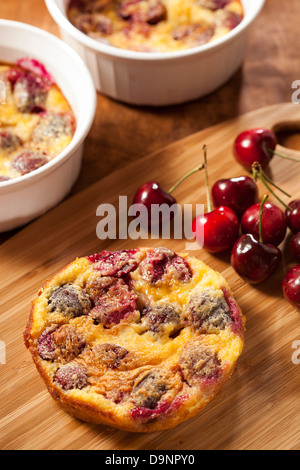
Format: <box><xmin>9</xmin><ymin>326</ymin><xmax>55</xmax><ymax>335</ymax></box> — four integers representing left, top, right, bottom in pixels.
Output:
<box><xmin>0</xmin><ymin>0</ymin><xmax>298</xmax><ymax>243</ymax></box>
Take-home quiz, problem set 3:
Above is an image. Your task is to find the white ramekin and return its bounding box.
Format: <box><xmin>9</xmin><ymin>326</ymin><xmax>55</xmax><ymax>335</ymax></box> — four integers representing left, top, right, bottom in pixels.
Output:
<box><xmin>0</xmin><ymin>20</ymin><xmax>96</xmax><ymax>232</ymax></box>
<box><xmin>45</xmin><ymin>0</ymin><xmax>265</xmax><ymax>106</ymax></box>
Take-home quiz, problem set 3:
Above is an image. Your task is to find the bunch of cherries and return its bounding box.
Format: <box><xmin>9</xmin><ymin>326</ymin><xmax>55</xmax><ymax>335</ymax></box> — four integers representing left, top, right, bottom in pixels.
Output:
<box><xmin>133</xmin><ymin>128</ymin><xmax>300</xmax><ymax>311</ymax></box>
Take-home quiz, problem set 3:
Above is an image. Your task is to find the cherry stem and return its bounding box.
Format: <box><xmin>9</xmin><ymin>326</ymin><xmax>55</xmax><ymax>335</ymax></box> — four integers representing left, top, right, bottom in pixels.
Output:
<box><xmin>260</xmin><ymin>168</ymin><xmax>291</xmax><ymax>198</ymax></box>
<box><xmin>168</xmin><ymin>163</ymin><xmax>204</xmax><ymax>194</ymax></box>
<box><xmin>202</xmin><ymin>144</ymin><xmax>212</xmax><ymax>213</ymax></box>
<box><xmin>259</xmin><ymin>194</ymin><xmax>268</xmax><ymax>243</ymax></box>
<box><xmin>252</xmin><ymin>162</ymin><xmax>292</xmax><ymax>211</ymax></box>
<box><xmin>268</xmin><ymin>147</ymin><xmax>300</xmax><ymax>162</ymax></box>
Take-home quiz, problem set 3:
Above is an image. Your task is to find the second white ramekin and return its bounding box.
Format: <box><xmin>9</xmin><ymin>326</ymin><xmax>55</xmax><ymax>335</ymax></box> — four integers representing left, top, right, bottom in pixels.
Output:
<box><xmin>45</xmin><ymin>0</ymin><xmax>265</xmax><ymax>106</ymax></box>
<box><xmin>0</xmin><ymin>20</ymin><xmax>97</xmax><ymax>232</ymax></box>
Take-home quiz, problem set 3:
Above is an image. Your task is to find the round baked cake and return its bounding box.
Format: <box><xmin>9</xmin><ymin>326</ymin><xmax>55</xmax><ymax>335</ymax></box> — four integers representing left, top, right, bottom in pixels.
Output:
<box><xmin>24</xmin><ymin>247</ymin><xmax>245</xmax><ymax>432</ymax></box>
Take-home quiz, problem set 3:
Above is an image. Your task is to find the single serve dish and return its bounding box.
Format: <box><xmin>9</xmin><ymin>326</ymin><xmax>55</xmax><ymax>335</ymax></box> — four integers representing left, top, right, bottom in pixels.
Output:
<box><xmin>0</xmin><ymin>20</ymin><xmax>96</xmax><ymax>233</ymax></box>
<box><xmin>46</xmin><ymin>0</ymin><xmax>265</xmax><ymax>106</ymax></box>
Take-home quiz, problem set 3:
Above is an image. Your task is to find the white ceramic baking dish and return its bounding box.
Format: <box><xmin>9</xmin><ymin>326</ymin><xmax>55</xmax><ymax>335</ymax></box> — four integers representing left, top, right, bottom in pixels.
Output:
<box><xmin>0</xmin><ymin>20</ymin><xmax>96</xmax><ymax>232</ymax></box>
<box><xmin>45</xmin><ymin>0</ymin><xmax>265</xmax><ymax>106</ymax></box>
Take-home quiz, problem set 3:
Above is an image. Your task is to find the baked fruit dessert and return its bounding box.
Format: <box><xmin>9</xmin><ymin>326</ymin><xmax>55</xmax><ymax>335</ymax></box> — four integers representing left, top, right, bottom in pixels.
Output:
<box><xmin>67</xmin><ymin>0</ymin><xmax>244</xmax><ymax>53</ymax></box>
<box><xmin>0</xmin><ymin>58</ymin><xmax>76</xmax><ymax>182</ymax></box>
<box><xmin>24</xmin><ymin>247</ymin><xmax>245</xmax><ymax>432</ymax></box>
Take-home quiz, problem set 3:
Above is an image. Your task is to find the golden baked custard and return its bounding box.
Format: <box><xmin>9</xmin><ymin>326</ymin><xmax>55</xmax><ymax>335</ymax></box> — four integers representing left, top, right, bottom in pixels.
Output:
<box><xmin>67</xmin><ymin>0</ymin><xmax>244</xmax><ymax>52</ymax></box>
<box><xmin>24</xmin><ymin>247</ymin><xmax>245</xmax><ymax>432</ymax></box>
<box><xmin>0</xmin><ymin>59</ymin><xmax>76</xmax><ymax>182</ymax></box>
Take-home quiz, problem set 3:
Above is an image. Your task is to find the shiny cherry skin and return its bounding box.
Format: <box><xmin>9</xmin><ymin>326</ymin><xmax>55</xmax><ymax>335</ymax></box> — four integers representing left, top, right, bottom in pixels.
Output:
<box><xmin>133</xmin><ymin>181</ymin><xmax>176</xmax><ymax>227</ymax></box>
<box><xmin>241</xmin><ymin>201</ymin><xmax>287</xmax><ymax>247</ymax></box>
<box><xmin>282</xmin><ymin>265</ymin><xmax>300</xmax><ymax>310</ymax></box>
<box><xmin>285</xmin><ymin>199</ymin><xmax>300</xmax><ymax>234</ymax></box>
<box><xmin>231</xmin><ymin>233</ymin><xmax>282</xmax><ymax>284</ymax></box>
<box><xmin>290</xmin><ymin>232</ymin><xmax>300</xmax><ymax>262</ymax></box>
<box><xmin>192</xmin><ymin>206</ymin><xmax>240</xmax><ymax>253</ymax></box>
<box><xmin>212</xmin><ymin>175</ymin><xmax>258</xmax><ymax>218</ymax></box>
<box><xmin>234</xmin><ymin>128</ymin><xmax>277</xmax><ymax>171</ymax></box>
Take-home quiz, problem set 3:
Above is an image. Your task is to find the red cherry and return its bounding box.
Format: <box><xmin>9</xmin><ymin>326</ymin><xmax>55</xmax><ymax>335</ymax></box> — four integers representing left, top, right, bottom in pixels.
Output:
<box><xmin>192</xmin><ymin>205</ymin><xmax>240</xmax><ymax>253</ymax></box>
<box><xmin>231</xmin><ymin>195</ymin><xmax>282</xmax><ymax>284</ymax></box>
<box><xmin>241</xmin><ymin>201</ymin><xmax>287</xmax><ymax>247</ymax></box>
<box><xmin>282</xmin><ymin>265</ymin><xmax>300</xmax><ymax>310</ymax></box>
<box><xmin>133</xmin><ymin>181</ymin><xmax>176</xmax><ymax>209</ymax></box>
<box><xmin>234</xmin><ymin>128</ymin><xmax>277</xmax><ymax>171</ymax></box>
<box><xmin>290</xmin><ymin>232</ymin><xmax>300</xmax><ymax>262</ymax></box>
<box><xmin>211</xmin><ymin>175</ymin><xmax>258</xmax><ymax>218</ymax></box>
<box><xmin>133</xmin><ymin>164</ymin><xmax>203</xmax><ymax>228</ymax></box>
<box><xmin>133</xmin><ymin>181</ymin><xmax>176</xmax><ymax>227</ymax></box>
<box><xmin>231</xmin><ymin>233</ymin><xmax>282</xmax><ymax>284</ymax></box>
<box><xmin>192</xmin><ymin>145</ymin><xmax>239</xmax><ymax>253</ymax></box>
<box><xmin>231</xmin><ymin>234</ymin><xmax>282</xmax><ymax>284</ymax></box>
<box><xmin>286</xmin><ymin>200</ymin><xmax>300</xmax><ymax>234</ymax></box>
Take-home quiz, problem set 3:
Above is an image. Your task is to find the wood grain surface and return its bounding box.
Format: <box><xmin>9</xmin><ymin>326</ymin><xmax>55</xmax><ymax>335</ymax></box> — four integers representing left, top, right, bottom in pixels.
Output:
<box><xmin>0</xmin><ymin>0</ymin><xmax>300</xmax><ymax>245</ymax></box>
<box><xmin>1</xmin><ymin>103</ymin><xmax>300</xmax><ymax>450</ymax></box>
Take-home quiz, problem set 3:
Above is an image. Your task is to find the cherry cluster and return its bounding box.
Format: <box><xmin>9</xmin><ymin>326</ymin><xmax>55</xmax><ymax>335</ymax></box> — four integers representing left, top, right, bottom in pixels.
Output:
<box><xmin>132</xmin><ymin>128</ymin><xmax>300</xmax><ymax>311</ymax></box>
<box><xmin>225</xmin><ymin>128</ymin><xmax>299</xmax><ymax>310</ymax></box>
<box><xmin>192</xmin><ymin>145</ymin><xmax>285</xmax><ymax>283</ymax></box>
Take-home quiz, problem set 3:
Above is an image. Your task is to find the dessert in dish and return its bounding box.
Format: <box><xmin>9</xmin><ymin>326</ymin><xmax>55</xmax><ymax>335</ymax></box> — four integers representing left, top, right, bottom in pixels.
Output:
<box><xmin>67</xmin><ymin>0</ymin><xmax>244</xmax><ymax>53</ymax></box>
<box><xmin>0</xmin><ymin>59</ymin><xmax>76</xmax><ymax>182</ymax></box>
<box><xmin>24</xmin><ymin>247</ymin><xmax>245</xmax><ymax>432</ymax></box>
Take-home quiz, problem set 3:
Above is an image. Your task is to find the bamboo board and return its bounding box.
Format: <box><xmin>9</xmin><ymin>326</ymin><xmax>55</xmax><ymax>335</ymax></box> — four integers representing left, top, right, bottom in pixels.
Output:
<box><xmin>1</xmin><ymin>103</ymin><xmax>300</xmax><ymax>450</ymax></box>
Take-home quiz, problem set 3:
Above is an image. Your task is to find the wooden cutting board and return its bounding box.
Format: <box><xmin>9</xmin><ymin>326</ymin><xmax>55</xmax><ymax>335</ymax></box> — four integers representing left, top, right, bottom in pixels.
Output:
<box><xmin>1</xmin><ymin>103</ymin><xmax>300</xmax><ymax>450</ymax></box>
